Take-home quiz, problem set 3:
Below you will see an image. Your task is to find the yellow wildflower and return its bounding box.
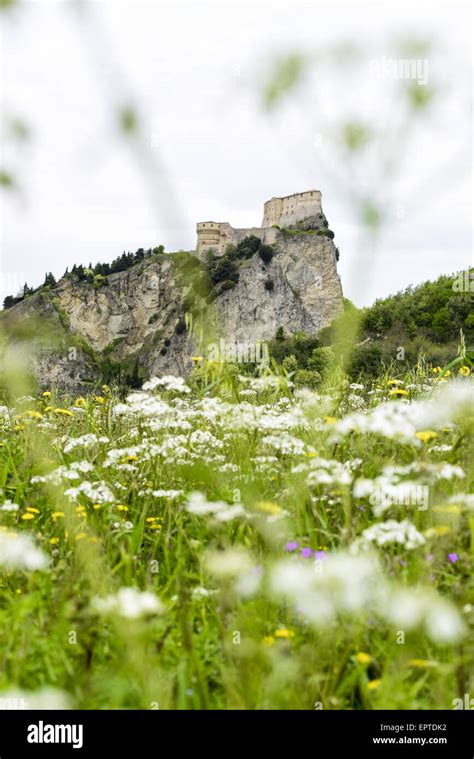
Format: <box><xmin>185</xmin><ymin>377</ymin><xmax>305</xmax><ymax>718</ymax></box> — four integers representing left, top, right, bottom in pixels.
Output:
<box><xmin>102</xmin><ymin>384</ymin><xmax>110</xmax><ymax>394</ymax></box>
<box><xmin>387</xmin><ymin>379</ymin><xmax>403</xmax><ymax>385</ymax></box>
<box><xmin>94</xmin><ymin>396</ymin><xmax>105</xmax><ymax>404</ymax></box>
<box><xmin>52</xmin><ymin>511</ymin><xmax>65</xmax><ymax>521</ymax></box>
<box><xmin>191</xmin><ymin>356</ymin><xmax>203</xmax><ymax>362</ymax></box>
<box><xmin>459</xmin><ymin>366</ymin><xmax>471</xmax><ymax>376</ymax></box>
<box><xmin>75</xmin><ymin>533</ymin><xmax>87</xmax><ymax>541</ymax></box>
<box><xmin>256</xmin><ymin>501</ymin><xmax>282</xmax><ymax>516</ymax></box>
<box><xmin>389</xmin><ymin>388</ymin><xmax>409</xmax><ymax>397</ymax></box>
<box><xmin>368</xmin><ymin>679</ymin><xmax>381</xmax><ymax>690</ymax></box>
<box><xmin>262</xmin><ymin>635</ymin><xmax>275</xmax><ymax>646</ymax></box>
<box><xmin>274</xmin><ymin>628</ymin><xmax>294</xmax><ymax>639</ymax></box>
<box><xmin>92</xmin><ymin>504</ymin><xmax>102</xmax><ymax>510</ymax></box>
<box><xmin>42</xmin><ymin>391</ymin><xmax>51</xmax><ymax>398</ymax></box>
<box><xmin>21</xmin><ymin>513</ymin><xmax>35</xmax><ymax>521</ymax></box>
<box><xmin>75</xmin><ymin>397</ymin><xmax>86</xmax><ymax>408</ymax></box>
<box><xmin>49</xmin><ymin>537</ymin><xmax>60</xmax><ymax>545</ymax></box>
<box><xmin>24</xmin><ymin>410</ymin><xmax>43</xmax><ymax>420</ymax></box>
<box><xmin>415</xmin><ymin>430</ymin><xmax>438</xmax><ymax>443</ymax></box>
<box><xmin>323</xmin><ymin>416</ymin><xmax>337</xmax><ymax>424</ymax></box>
<box><xmin>355</xmin><ymin>652</ymin><xmax>371</xmax><ymax>665</ymax></box>
<box><xmin>116</xmin><ymin>504</ymin><xmax>129</xmax><ymax>512</ymax></box>
<box><xmin>26</xmin><ymin>507</ymin><xmax>40</xmax><ymax>514</ymax></box>
<box><xmin>54</xmin><ymin>408</ymin><xmax>74</xmax><ymax>417</ymax></box>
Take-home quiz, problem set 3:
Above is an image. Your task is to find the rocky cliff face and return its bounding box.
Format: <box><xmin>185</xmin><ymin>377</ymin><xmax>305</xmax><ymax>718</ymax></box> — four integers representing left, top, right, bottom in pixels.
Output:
<box><xmin>0</xmin><ymin>230</ymin><xmax>343</xmax><ymax>392</ymax></box>
<box><xmin>217</xmin><ymin>233</ymin><xmax>342</xmax><ymax>342</ymax></box>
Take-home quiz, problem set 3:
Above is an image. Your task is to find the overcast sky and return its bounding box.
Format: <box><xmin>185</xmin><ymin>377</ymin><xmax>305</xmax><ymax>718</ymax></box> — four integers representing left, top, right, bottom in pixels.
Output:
<box><xmin>0</xmin><ymin>0</ymin><xmax>472</xmax><ymax>307</ymax></box>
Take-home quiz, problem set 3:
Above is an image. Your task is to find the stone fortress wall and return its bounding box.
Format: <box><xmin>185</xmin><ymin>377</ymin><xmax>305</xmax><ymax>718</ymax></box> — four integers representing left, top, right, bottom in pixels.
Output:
<box><xmin>261</xmin><ymin>190</ymin><xmax>322</xmax><ymax>228</ymax></box>
<box><xmin>196</xmin><ymin>190</ymin><xmax>323</xmax><ymax>257</ymax></box>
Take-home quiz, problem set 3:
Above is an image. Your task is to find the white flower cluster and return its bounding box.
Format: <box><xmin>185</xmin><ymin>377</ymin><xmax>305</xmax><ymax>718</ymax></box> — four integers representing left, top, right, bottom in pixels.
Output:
<box><xmin>271</xmin><ymin>551</ymin><xmax>465</xmax><ymax>642</ymax></box>
<box><xmin>142</xmin><ymin>375</ymin><xmax>191</xmax><ymax>393</ymax></box>
<box><xmin>296</xmin><ymin>457</ymin><xmax>353</xmax><ymax>486</ymax></box>
<box><xmin>0</xmin><ymin>531</ymin><xmax>48</xmax><ymax>570</ymax></box>
<box><xmin>358</xmin><ymin>519</ymin><xmax>426</xmax><ymax>550</ymax></box>
<box><xmin>262</xmin><ymin>433</ymin><xmax>306</xmax><ymax>456</ymax></box>
<box><xmin>64</xmin><ymin>481</ymin><xmax>115</xmax><ymax>504</ymax></box>
<box><xmin>92</xmin><ymin>587</ymin><xmax>164</xmax><ymax>619</ymax></box>
<box><xmin>330</xmin><ymin>382</ymin><xmax>473</xmax><ymax>445</ymax></box>
<box><xmin>186</xmin><ymin>492</ymin><xmax>245</xmax><ymax>522</ymax></box>
<box><xmin>63</xmin><ymin>433</ymin><xmax>109</xmax><ymax>454</ymax></box>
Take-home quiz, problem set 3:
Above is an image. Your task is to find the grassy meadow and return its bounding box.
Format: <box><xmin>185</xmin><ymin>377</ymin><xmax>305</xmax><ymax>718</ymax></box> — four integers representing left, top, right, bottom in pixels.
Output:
<box><xmin>0</xmin><ymin>355</ymin><xmax>473</xmax><ymax>710</ymax></box>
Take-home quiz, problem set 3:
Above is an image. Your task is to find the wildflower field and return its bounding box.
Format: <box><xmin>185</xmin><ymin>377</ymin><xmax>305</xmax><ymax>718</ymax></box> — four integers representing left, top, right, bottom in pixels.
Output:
<box><xmin>0</xmin><ymin>363</ymin><xmax>473</xmax><ymax>710</ymax></box>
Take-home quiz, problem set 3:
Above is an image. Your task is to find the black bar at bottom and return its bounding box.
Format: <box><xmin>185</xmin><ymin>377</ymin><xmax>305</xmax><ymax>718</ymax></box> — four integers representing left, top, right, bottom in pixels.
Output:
<box><xmin>0</xmin><ymin>709</ymin><xmax>472</xmax><ymax>757</ymax></box>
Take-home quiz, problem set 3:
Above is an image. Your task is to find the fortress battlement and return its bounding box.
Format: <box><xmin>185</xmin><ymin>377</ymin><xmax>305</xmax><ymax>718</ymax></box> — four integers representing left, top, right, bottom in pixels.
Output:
<box><xmin>196</xmin><ymin>190</ymin><xmax>324</xmax><ymax>257</ymax></box>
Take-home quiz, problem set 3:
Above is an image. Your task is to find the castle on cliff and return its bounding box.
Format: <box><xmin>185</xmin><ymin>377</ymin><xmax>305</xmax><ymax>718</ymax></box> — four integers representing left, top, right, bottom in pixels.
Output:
<box><xmin>196</xmin><ymin>190</ymin><xmax>323</xmax><ymax>256</ymax></box>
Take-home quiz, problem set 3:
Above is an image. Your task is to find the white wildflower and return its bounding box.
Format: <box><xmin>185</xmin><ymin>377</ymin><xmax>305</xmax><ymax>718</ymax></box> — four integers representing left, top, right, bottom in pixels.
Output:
<box><xmin>0</xmin><ymin>532</ymin><xmax>48</xmax><ymax>570</ymax></box>
<box><xmin>92</xmin><ymin>587</ymin><xmax>164</xmax><ymax>619</ymax></box>
<box><xmin>359</xmin><ymin>519</ymin><xmax>426</xmax><ymax>550</ymax></box>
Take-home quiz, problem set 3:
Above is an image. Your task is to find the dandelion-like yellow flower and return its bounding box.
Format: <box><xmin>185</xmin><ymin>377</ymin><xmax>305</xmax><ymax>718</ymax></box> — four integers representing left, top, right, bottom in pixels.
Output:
<box><xmin>415</xmin><ymin>430</ymin><xmax>437</xmax><ymax>443</ymax></box>
<box><xmin>54</xmin><ymin>408</ymin><xmax>74</xmax><ymax>417</ymax></box>
<box><xmin>49</xmin><ymin>537</ymin><xmax>60</xmax><ymax>545</ymax></box>
<box><xmin>24</xmin><ymin>410</ymin><xmax>43</xmax><ymax>420</ymax></box>
<box><xmin>262</xmin><ymin>635</ymin><xmax>275</xmax><ymax>646</ymax></box>
<box><xmin>93</xmin><ymin>396</ymin><xmax>105</xmax><ymax>405</ymax></box>
<box><xmin>52</xmin><ymin>511</ymin><xmax>65</xmax><ymax>521</ymax></box>
<box><xmin>75</xmin><ymin>397</ymin><xmax>86</xmax><ymax>408</ymax></box>
<box><xmin>355</xmin><ymin>652</ymin><xmax>371</xmax><ymax>665</ymax></box>
<box><xmin>389</xmin><ymin>388</ymin><xmax>409</xmax><ymax>397</ymax></box>
<box><xmin>42</xmin><ymin>391</ymin><xmax>51</xmax><ymax>398</ymax></box>
<box><xmin>387</xmin><ymin>379</ymin><xmax>403</xmax><ymax>386</ymax></box>
<box><xmin>274</xmin><ymin>628</ymin><xmax>294</xmax><ymax>639</ymax></box>
<box><xmin>21</xmin><ymin>513</ymin><xmax>35</xmax><ymax>521</ymax></box>
<box><xmin>116</xmin><ymin>505</ymin><xmax>129</xmax><ymax>512</ymax></box>
<box><xmin>256</xmin><ymin>501</ymin><xmax>282</xmax><ymax>516</ymax></box>
<box><xmin>459</xmin><ymin>366</ymin><xmax>471</xmax><ymax>376</ymax></box>
<box><xmin>323</xmin><ymin>416</ymin><xmax>337</xmax><ymax>424</ymax></box>
<box><xmin>191</xmin><ymin>356</ymin><xmax>203</xmax><ymax>362</ymax></box>
<box><xmin>26</xmin><ymin>507</ymin><xmax>40</xmax><ymax>514</ymax></box>
<box><xmin>367</xmin><ymin>679</ymin><xmax>381</xmax><ymax>690</ymax></box>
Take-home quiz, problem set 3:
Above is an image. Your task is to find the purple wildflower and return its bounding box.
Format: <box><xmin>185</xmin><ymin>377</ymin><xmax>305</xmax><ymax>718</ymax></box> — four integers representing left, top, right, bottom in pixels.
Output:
<box><xmin>285</xmin><ymin>541</ymin><xmax>299</xmax><ymax>552</ymax></box>
<box><xmin>448</xmin><ymin>553</ymin><xmax>459</xmax><ymax>564</ymax></box>
<box><xmin>314</xmin><ymin>550</ymin><xmax>327</xmax><ymax>561</ymax></box>
<box><xmin>300</xmin><ymin>547</ymin><xmax>312</xmax><ymax>558</ymax></box>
